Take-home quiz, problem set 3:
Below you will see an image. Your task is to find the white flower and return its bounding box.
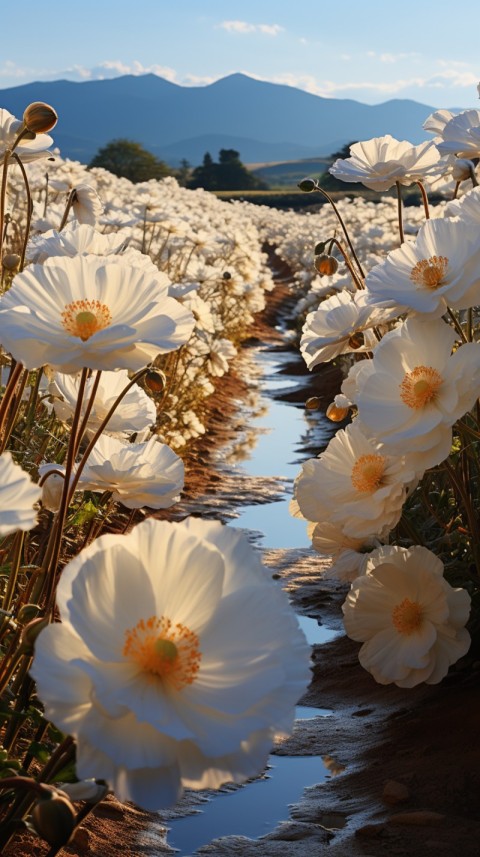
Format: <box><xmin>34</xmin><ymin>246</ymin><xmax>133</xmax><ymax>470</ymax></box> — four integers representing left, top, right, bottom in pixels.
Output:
<box><xmin>435</xmin><ymin>109</ymin><xmax>480</xmax><ymax>159</ymax></box>
<box><xmin>49</xmin><ymin>370</ymin><xmax>156</xmax><ymax>439</ymax></box>
<box><xmin>27</xmin><ymin>224</ymin><xmax>131</xmax><ymax>263</ymax></box>
<box><xmin>30</xmin><ymin>518</ymin><xmax>311</xmax><ymax>809</ymax></box>
<box><xmin>293</xmin><ymin>421</ymin><xmax>418</xmax><ymax>539</ymax></box>
<box><xmin>206</xmin><ymin>338</ymin><xmax>237</xmax><ymax>377</ymax></box>
<box><xmin>423</xmin><ymin>109</ymin><xmax>456</xmax><ymax>136</ymax></box>
<box><xmin>0</xmin><ymin>255</ymin><xmax>194</xmax><ymax>372</ymax></box>
<box><xmin>71</xmin><ymin>185</ymin><xmax>104</xmax><ymax>225</ymax></box>
<box><xmin>364</xmin><ymin>217</ymin><xmax>480</xmax><ymax>318</ymax></box>
<box><xmin>329</xmin><ymin>136</ymin><xmax>443</xmax><ymax>191</ymax></box>
<box><xmin>0</xmin><ymin>451</ymin><xmax>41</xmax><ymax>534</ymax></box>
<box><xmin>300</xmin><ymin>290</ymin><xmax>389</xmax><ymax>369</ymax></box>
<box><xmin>444</xmin><ymin>185</ymin><xmax>480</xmax><ymax>223</ymax></box>
<box><xmin>78</xmin><ymin>434</ymin><xmax>184</xmax><ymax>510</ymax></box>
<box><xmin>342</xmin><ymin>545</ymin><xmax>471</xmax><ymax>687</ymax></box>
<box><xmin>356</xmin><ymin>317</ymin><xmax>480</xmax><ymax>469</ymax></box>
<box><xmin>309</xmin><ymin>521</ymin><xmax>379</xmax><ymax>583</ymax></box>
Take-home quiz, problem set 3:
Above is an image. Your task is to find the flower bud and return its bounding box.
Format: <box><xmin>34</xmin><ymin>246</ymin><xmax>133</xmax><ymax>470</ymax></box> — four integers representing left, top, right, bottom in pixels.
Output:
<box><xmin>314</xmin><ymin>254</ymin><xmax>339</xmax><ymax>276</ymax></box>
<box><xmin>348</xmin><ymin>331</ymin><xmax>365</xmax><ymax>349</ymax></box>
<box><xmin>298</xmin><ymin>178</ymin><xmax>316</xmax><ymax>192</ymax></box>
<box><xmin>145</xmin><ymin>369</ymin><xmax>166</xmax><ymax>393</ymax></box>
<box><xmin>305</xmin><ymin>396</ymin><xmax>321</xmax><ymax>410</ymax></box>
<box><xmin>31</xmin><ymin>792</ymin><xmax>76</xmax><ymax>847</ymax></box>
<box><xmin>23</xmin><ymin>102</ymin><xmax>58</xmax><ymax>134</ymax></box>
<box><xmin>451</xmin><ymin>158</ymin><xmax>475</xmax><ymax>181</ymax></box>
<box><xmin>17</xmin><ymin>603</ymin><xmax>41</xmax><ymax>624</ymax></box>
<box><xmin>19</xmin><ymin>617</ymin><xmax>49</xmax><ymax>654</ymax></box>
<box><xmin>2</xmin><ymin>253</ymin><xmax>21</xmax><ymax>271</ymax></box>
<box><xmin>326</xmin><ymin>401</ymin><xmax>349</xmax><ymax>422</ymax></box>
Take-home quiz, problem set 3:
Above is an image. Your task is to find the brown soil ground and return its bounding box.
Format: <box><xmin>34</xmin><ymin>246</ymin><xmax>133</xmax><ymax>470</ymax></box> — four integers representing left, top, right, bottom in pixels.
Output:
<box><xmin>5</xmin><ymin>283</ymin><xmax>480</xmax><ymax>856</ymax></box>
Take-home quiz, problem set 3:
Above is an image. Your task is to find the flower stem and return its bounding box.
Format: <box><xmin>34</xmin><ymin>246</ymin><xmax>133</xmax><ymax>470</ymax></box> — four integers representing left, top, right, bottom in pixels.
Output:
<box><xmin>395</xmin><ymin>181</ymin><xmax>405</xmax><ymax>245</ymax></box>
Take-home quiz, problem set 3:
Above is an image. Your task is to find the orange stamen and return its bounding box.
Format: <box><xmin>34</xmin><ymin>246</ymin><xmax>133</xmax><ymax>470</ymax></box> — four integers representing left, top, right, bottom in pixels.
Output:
<box><xmin>399</xmin><ymin>365</ymin><xmax>443</xmax><ymax>409</ymax></box>
<box><xmin>61</xmin><ymin>299</ymin><xmax>112</xmax><ymax>341</ymax></box>
<box><xmin>410</xmin><ymin>256</ymin><xmax>448</xmax><ymax>290</ymax></box>
<box><xmin>351</xmin><ymin>454</ymin><xmax>386</xmax><ymax>492</ymax></box>
<box><xmin>123</xmin><ymin>615</ymin><xmax>201</xmax><ymax>690</ymax></box>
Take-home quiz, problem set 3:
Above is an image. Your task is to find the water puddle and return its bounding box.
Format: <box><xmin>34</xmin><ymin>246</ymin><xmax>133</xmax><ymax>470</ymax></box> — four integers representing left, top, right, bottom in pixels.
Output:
<box><xmin>167</xmin><ymin>755</ymin><xmax>330</xmax><ymax>856</ymax></box>
<box><xmin>160</xmin><ymin>347</ymin><xmax>340</xmax><ymax>855</ymax></box>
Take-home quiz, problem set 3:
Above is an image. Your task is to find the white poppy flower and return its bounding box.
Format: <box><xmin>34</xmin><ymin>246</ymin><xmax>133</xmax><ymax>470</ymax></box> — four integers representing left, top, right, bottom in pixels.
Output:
<box><xmin>329</xmin><ymin>136</ymin><xmax>443</xmax><ymax>191</ymax></box>
<box><xmin>435</xmin><ymin>109</ymin><xmax>480</xmax><ymax>159</ymax></box>
<box><xmin>30</xmin><ymin>518</ymin><xmax>311</xmax><ymax>809</ymax></box>
<box><xmin>77</xmin><ymin>434</ymin><xmax>184</xmax><ymax>509</ymax></box>
<box><xmin>356</xmin><ymin>317</ymin><xmax>480</xmax><ymax>469</ymax></box>
<box><xmin>342</xmin><ymin>545</ymin><xmax>471</xmax><ymax>687</ymax></box>
<box><xmin>0</xmin><ymin>255</ymin><xmax>194</xmax><ymax>373</ymax></box>
<box><xmin>364</xmin><ymin>217</ymin><xmax>480</xmax><ymax>318</ymax></box>
<box><xmin>300</xmin><ymin>290</ymin><xmax>390</xmax><ymax>369</ymax></box>
<box><xmin>293</xmin><ymin>421</ymin><xmax>419</xmax><ymax>539</ymax></box>
<box><xmin>49</xmin><ymin>370</ymin><xmax>156</xmax><ymax>439</ymax></box>
<box><xmin>0</xmin><ymin>451</ymin><xmax>41</xmax><ymax>535</ymax></box>
<box><xmin>27</xmin><ymin>224</ymin><xmax>131</xmax><ymax>263</ymax></box>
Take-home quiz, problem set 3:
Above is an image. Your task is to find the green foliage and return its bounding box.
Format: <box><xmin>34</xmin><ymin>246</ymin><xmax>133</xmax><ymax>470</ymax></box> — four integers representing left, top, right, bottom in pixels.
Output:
<box><xmin>89</xmin><ymin>139</ymin><xmax>171</xmax><ymax>183</ymax></box>
<box><xmin>187</xmin><ymin>149</ymin><xmax>269</xmax><ymax>191</ymax></box>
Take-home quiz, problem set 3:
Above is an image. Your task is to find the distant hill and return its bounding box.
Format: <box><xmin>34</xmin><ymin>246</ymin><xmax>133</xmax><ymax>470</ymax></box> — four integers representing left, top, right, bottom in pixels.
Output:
<box><xmin>0</xmin><ymin>73</ymin><xmax>436</xmax><ymax>166</ymax></box>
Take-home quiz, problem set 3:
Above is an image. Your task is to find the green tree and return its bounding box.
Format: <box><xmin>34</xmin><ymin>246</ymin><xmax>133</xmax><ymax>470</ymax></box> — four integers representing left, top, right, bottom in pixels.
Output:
<box><xmin>187</xmin><ymin>152</ymin><xmax>219</xmax><ymax>190</ymax></box>
<box><xmin>89</xmin><ymin>139</ymin><xmax>171</xmax><ymax>183</ymax></box>
<box><xmin>187</xmin><ymin>149</ymin><xmax>268</xmax><ymax>191</ymax></box>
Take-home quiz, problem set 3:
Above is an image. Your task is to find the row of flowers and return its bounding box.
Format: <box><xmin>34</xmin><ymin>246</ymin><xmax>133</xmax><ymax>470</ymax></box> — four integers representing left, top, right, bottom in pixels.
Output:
<box><xmin>291</xmin><ymin>96</ymin><xmax>480</xmax><ymax>688</ymax></box>
<box><xmin>0</xmin><ymin>104</ymin><xmax>311</xmax><ymax>851</ymax></box>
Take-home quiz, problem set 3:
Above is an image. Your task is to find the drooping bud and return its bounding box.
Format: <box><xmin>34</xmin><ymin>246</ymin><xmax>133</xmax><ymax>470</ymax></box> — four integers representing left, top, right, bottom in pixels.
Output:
<box><xmin>348</xmin><ymin>330</ymin><xmax>365</xmax><ymax>349</ymax></box>
<box><xmin>23</xmin><ymin>102</ymin><xmax>58</xmax><ymax>134</ymax></box>
<box><xmin>17</xmin><ymin>603</ymin><xmax>41</xmax><ymax>624</ymax></box>
<box><xmin>305</xmin><ymin>396</ymin><xmax>321</xmax><ymax>410</ymax></box>
<box><xmin>19</xmin><ymin>617</ymin><xmax>49</xmax><ymax>654</ymax></box>
<box><xmin>31</xmin><ymin>791</ymin><xmax>76</xmax><ymax>847</ymax></box>
<box><xmin>451</xmin><ymin>158</ymin><xmax>475</xmax><ymax>181</ymax></box>
<box><xmin>314</xmin><ymin>254</ymin><xmax>339</xmax><ymax>276</ymax></box>
<box><xmin>2</xmin><ymin>253</ymin><xmax>21</xmax><ymax>271</ymax></box>
<box><xmin>326</xmin><ymin>401</ymin><xmax>349</xmax><ymax>422</ymax></box>
<box><xmin>298</xmin><ymin>178</ymin><xmax>316</xmax><ymax>192</ymax></box>
<box><xmin>145</xmin><ymin>369</ymin><xmax>166</xmax><ymax>394</ymax></box>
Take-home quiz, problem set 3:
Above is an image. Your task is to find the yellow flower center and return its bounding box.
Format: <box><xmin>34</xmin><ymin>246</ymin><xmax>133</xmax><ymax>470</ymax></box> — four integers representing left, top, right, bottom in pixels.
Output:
<box><xmin>123</xmin><ymin>615</ymin><xmax>201</xmax><ymax>689</ymax></box>
<box><xmin>399</xmin><ymin>365</ymin><xmax>443</xmax><ymax>409</ymax></box>
<box><xmin>392</xmin><ymin>597</ymin><xmax>423</xmax><ymax>635</ymax></box>
<box><xmin>61</xmin><ymin>300</ymin><xmax>112</xmax><ymax>341</ymax></box>
<box><xmin>410</xmin><ymin>256</ymin><xmax>449</xmax><ymax>290</ymax></box>
<box><xmin>351</xmin><ymin>454</ymin><xmax>386</xmax><ymax>492</ymax></box>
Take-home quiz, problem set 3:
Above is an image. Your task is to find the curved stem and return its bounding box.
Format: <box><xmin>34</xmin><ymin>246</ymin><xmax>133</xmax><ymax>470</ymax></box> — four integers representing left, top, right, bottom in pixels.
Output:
<box><xmin>0</xmin><ymin>148</ymin><xmax>11</xmax><ymax>260</ymax></box>
<box><xmin>328</xmin><ymin>237</ymin><xmax>364</xmax><ymax>290</ymax></box>
<box><xmin>58</xmin><ymin>189</ymin><xmax>76</xmax><ymax>231</ymax></box>
<box><xmin>67</xmin><ymin>365</ymin><xmax>151</xmax><ymax>503</ymax></box>
<box><xmin>0</xmin><ymin>362</ymin><xmax>24</xmax><ymax>441</ymax></box>
<box><xmin>11</xmin><ymin>154</ymin><xmax>33</xmax><ymax>271</ymax></box>
<box><xmin>395</xmin><ymin>181</ymin><xmax>405</xmax><ymax>245</ymax></box>
<box><xmin>415</xmin><ymin>180</ymin><xmax>430</xmax><ymax>220</ymax></box>
<box><xmin>313</xmin><ymin>184</ymin><xmax>365</xmax><ymax>279</ymax></box>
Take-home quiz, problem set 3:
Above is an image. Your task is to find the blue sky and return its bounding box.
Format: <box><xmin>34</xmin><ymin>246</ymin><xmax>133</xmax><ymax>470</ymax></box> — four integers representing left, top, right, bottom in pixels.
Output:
<box><xmin>1</xmin><ymin>0</ymin><xmax>478</xmax><ymax>108</ymax></box>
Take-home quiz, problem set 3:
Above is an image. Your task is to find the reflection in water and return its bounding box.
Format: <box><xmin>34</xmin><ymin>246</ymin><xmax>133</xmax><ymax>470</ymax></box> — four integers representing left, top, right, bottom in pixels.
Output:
<box><xmin>166</xmin><ymin>755</ymin><xmax>330</xmax><ymax>856</ymax></box>
<box><xmin>322</xmin><ymin>754</ymin><xmax>347</xmax><ymax>777</ymax></box>
<box><xmin>296</xmin><ymin>614</ymin><xmax>339</xmax><ymax>646</ymax></box>
<box><xmin>165</xmin><ymin>350</ymin><xmax>339</xmax><ymax>856</ymax></box>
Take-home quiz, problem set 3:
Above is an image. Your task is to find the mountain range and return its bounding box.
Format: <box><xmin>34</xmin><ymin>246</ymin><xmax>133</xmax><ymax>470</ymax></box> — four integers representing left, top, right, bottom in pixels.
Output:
<box><xmin>0</xmin><ymin>73</ymin><xmax>437</xmax><ymax>166</ymax></box>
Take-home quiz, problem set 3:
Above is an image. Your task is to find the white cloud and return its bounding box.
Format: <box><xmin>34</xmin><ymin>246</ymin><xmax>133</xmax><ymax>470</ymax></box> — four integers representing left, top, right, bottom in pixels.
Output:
<box><xmin>218</xmin><ymin>20</ymin><xmax>283</xmax><ymax>36</ymax></box>
<box><xmin>0</xmin><ymin>60</ymin><xmax>31</xmax><ymax>79</ymax></box>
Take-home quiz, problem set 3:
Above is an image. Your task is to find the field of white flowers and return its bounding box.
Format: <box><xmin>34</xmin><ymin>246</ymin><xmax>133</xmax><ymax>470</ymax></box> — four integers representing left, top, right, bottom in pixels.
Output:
<box><xmin>0</xmin><ymin>96</ymin><xmax>480</xmax><ymax>853</ymax></box>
